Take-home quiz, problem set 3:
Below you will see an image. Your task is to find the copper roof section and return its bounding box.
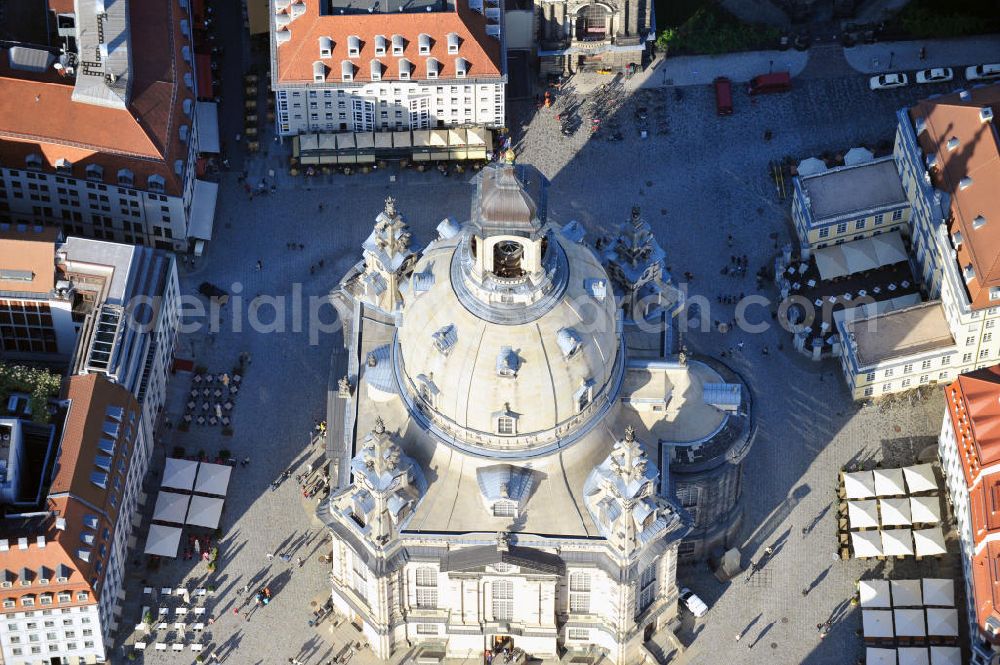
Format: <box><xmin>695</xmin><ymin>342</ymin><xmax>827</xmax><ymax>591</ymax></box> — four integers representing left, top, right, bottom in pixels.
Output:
<box><xmin>0</xmin><ymin>224</ymin><xmax>59</xmax><ymax>294</ymax></box>
<box><xmin>273</xmin><ymin>0</ymin><xmax>501</xmax><ymax>84</ymax></box>
<box><xmin>911</xmin><ymin>85</ymin><xmax>1000</xmax><ymax>310</ymax></box>
<box><xmin>0</xmin><ymin>374</ymin><xmax>140</xmax><ymax>613</ymax></box>
<box><xmin>0</xmin><ymin>0</ymin><xmax>196</xmax><ymax>196</ymax></box>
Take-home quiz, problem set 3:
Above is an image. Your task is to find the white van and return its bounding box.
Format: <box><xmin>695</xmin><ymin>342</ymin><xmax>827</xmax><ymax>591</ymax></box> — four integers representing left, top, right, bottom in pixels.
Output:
<box><xmin>966</xmin><ymin>64</ymin><xmax>1000</xmax><ymax>81</ymax></box>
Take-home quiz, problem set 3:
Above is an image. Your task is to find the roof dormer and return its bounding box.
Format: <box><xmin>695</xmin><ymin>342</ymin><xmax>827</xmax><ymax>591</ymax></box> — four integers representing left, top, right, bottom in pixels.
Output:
<box><xmin>370</xmin><ymin>59</ymin><xmax>383</xmax><ymax>81</ymax></box>
<box><xmin>455</xmin><ymin>57</ymin><xmax>467</xmax><ymax>78</ymax></box>
<box><xmin>392</xmin><ymin>34</ymin><xmax>405</xmax><ymax>56</ymax></box>
<box><xmin>398</xmin><ymin>58</ymin><xmax>412</xmax><ymax>80</ymax></box>
<box><xmin>347</xmin><ymin>35</ymin><xmax>361</xmax><ymax>58</ymax></box>
<box><xmin>447</xmin><ymin>32</ymin><xmax>460</xmax><ymax>53</ymax></box>
<box><xmin>341</xmin><ymin>60</ymin><xmax>355</xmax><ymax>82</ymax></box>
<box><xmin>426</xmin><ymin>57</ymin><xmax>439</xmax><ymax>79</ymax></box>
<box><xmin>313</xmin><ymin>61</ymin><xmax>328</xmax><ymax>82</ymax></box>
<box><xmin>418</xmin><ymin>33</ymin><xmax>431</xmax><ymax>55</ymax></box>
<box><xmin>374</xmin><ymin>34</ymin><xmax>387</xmax><ymax>56</ymax></box>
<box><xmin>319</xmin><ymin>36</ymin><xmax>333</xmax><ymax>58</ymax></box>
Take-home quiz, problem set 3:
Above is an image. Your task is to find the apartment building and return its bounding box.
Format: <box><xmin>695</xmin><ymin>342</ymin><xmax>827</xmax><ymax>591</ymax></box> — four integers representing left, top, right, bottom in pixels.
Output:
<box><xmin>791</xmin><ymin>156</ymin><xmax>911</xmax><ymax>251</ymax></box>
<box><xmin>937</xmin><ymin>364</ymin><xmax>1000</xmax><ymax>665</ymax></box>
<box><xmin>0</xmin><ymin>374</ymin><xmax>148</xmax><ymax>664</ymax></box>
<box><xmin>834</xmin><ymin>85</ymin><xmax>1000</xmax><ymax>399</ymax></box>
<box><xmin>0</xmin><ymin>223</ymin><xmax>180</xmax><ymax>462</ymax></box>
<box><xmin>0</xmin><ymin>0</ymin><xmax>220</xmax><ymax>253</ymax></box>
<box><xmin>269</xmin><ymin>0</ymin><xmax>506</xmax><ymax>136</ymax></box>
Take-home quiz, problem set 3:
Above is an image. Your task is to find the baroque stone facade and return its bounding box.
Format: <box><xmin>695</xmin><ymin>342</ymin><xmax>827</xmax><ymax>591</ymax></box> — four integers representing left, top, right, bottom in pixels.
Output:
<box><xmin>324</xmin><ymin>164</ymin><xmax>747</xmax><ymax>663</ymax></box>
<box><xmin>535</xmin><ymin>0</ymin><xmax>654</xmax><ymax>75</ymax></box>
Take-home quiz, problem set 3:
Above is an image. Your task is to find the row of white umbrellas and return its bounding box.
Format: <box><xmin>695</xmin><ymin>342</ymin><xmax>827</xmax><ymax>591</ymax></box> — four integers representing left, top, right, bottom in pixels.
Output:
<box><xmin>848</xmin><ymin>496</ymin><xmax>942</xmax><ymax>529</ymax></box>
<box><xmin>867</xmin><ymin>646</ymin><xmax>960</xmax><ymax>665</ymax></box>
<box><xmin>844</xmin><ymin>464</ymin><xmax>938</xmax><ymax>499</ymax></box>
<box><xmin>851</xmin><ymin>528</ymin><xmax>947</xmax><ymax>558</ymax></box>
<box><xmin>859</xmin><ymin>579</ymin><xmax>954</xmax><ymax>609</ymax></box>
<box><xmin>862</xmin><ymin>608</ymin><xmax>959</xmax><ymax>638</ymax></box>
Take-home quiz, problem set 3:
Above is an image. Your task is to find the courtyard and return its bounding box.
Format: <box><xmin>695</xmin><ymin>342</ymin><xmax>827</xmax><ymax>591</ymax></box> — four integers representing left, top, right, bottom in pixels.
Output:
<box><xmin>112</xmin><ymin>42</ymin><xmax>983</xmax><ymax>664</ymax></box>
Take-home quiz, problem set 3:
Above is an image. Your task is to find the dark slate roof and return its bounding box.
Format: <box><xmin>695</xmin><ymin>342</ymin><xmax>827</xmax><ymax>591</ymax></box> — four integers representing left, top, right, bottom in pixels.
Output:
<box><xmin>441</xmin><ymin>544</ymin><xmax>565</xmax><ymax>575</ymax></box>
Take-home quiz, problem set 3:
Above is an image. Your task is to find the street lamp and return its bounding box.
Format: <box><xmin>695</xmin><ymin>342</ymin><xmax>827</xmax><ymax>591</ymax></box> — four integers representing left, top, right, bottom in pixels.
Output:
<box><xmin>888</xmin><ymin>51</ymin><xmax>894</xmax><ymax>69</ymax></box>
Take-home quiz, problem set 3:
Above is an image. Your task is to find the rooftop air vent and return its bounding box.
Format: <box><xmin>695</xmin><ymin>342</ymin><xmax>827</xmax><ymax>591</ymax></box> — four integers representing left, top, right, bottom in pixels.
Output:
<box><xmin>952</xmin><ymin>231</ymin><xmax>963</xmax><ymax>247</ymax></box>
<box><xmin>973</xmin><ymin>215</ymin><xmax>987</xmax><ymax>230</ymax></box>
<box><xmin>964</xmin><ymin>264</ymin><xmax>976</xmax><ymax>283</ymax></box>
<box><xmin>959</xmin><ymin>176</ymin><xmax>973</xmax><ymax>190</ymax></box>
<box><xmin>276</xmin><ymin>29</ymin><xmax>291</xmax><ymax>44</ymax></box>
<box><xmin>946</xmin><ymin>137</ymin><xmax>959</xmax><ymax>151</ymax></box>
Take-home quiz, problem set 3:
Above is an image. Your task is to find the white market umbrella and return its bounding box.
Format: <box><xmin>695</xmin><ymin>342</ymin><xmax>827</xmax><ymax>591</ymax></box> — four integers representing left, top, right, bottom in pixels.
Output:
<box><xmin>909</xmin><ymin>496</ymin><xmax>941</xmax><ymax>524</ymax></box>
<box><xmin>162</xmin><ymin>457</ymin><xmax>198</xmax><ymax>491</ymax></box>
<box><xmin>897</xmin><ymin>647</ymin><xmax>929</xmax><ymax>665</ymax></box>
<box><xmin>853</xmin><ymin>531</ymin><xmax>883</xmax><ymax>558</ymax></box>
<box><xmin>929</xmin><ymin>646</ymin><xmax>961</xmax><ymax>665</ymax></box>
<box><xmin>866</xmin><ymin>648</ymin><xmax>896</xmax><ymax>665</ymax></box>
<box><xmin>902</xmin><ymin>464</ymin><xmax>938</xmax><ymax>493</ymax></box>
<box><xmin>921</xmin><ymin>579</ymin><xmax>954</xmax><ymax>607</ymax></box>
<box><xmin>845</xmin><ymin>471</ymin><xmax>877</xmax><ymax>499</ymax></box>
<box><xmin>862</xmin><ymin>610</ymin><xmax>894</xmax><ymax>638</ymax></box>
<box><xmin>882</xmin><ymin>529</ymin><xmax>914</xmax><ymax>556</ymax></box>
<box><xmin>893</xmin><ymin>608</ymin><xmax>925</xmax><ymax>637</ymax></box>
<box><xmin>185</xmin><ymin>495</ymin><xmax>225</xmax><ymax>529</ymax></box>
<box><xmin>845</xmin><ymin>146</ymin><xmax>875</xmax><ymax>165</ymax></box>
<box><xmin>797</xmin><ymin>157</ymin><xmax>828</xmax><ymax>176</ymax></box>
<box><xmin>880</xmin><ymin>498</ymin><xmax>912</xmax><ymax>527</ymax></box>
<box><xmin>152</xmin><ymin>491</ymin><xmax>191</xmax><ymax>525</ymax></box>
<box><xmin>143</xmin><ymin>524</ymin><xmax>182</xmax><ymax>558</ymax></box>
<box><xmin>874</xmin><ymin>468</ymin><xmax>906</xmax><ymax>496</ymax></box>
<box><xmin>890</xmin><ymin>579</ymin><xmax>923</xmax><ymax>607</ymax></box>
<box><xmin>850</xmin><ymin>500</ymin><xmax>880</xmax><ymax>530</ymax></box>
<box><xmin>194</xmin><ymin>462</ymin><xmax>232</xmax><ymax>497</ymax></box>
<box><xmin>859</xmin><ymin>579</ymin><xmax>891</xmax><ymax>608</ymax></box>
<box><xmin>925</xmin><ymin>608</ymin><xmax>958</xmax><ymax>637</ymax></box>
<box><xmin>913</xmin><ymin>528</ymin><xmax>947</xmax><ymax>557</ymax></box>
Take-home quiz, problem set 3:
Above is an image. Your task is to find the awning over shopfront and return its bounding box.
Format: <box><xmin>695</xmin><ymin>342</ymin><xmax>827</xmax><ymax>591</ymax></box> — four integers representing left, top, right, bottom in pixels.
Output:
<box><xmin>153</xmin><ymin>491</ymin><xmax>191</xmax><ymax>524</ymax></box>
<box><xmin>186</xmin><ymin>495</ymin><xmax>224</xmax><ymax>529</ymax></box>
<box><xmin>195</xmin><ymin>53</ymin><xmax>213</xmax><ymax>100</ymax></box>
<box><xmin>144</xmin><ymin>524</ymin><xmax>183</xmax><ymax>558</ymax></box>
<box><xmin>814</xmin><ymin>230</ymin><xmax>909</xmax><ymax>280</ymax></box>
<box><xmin>196</xmin><ymin>102</ymin><xmax>220</xmax><ymax>153</ymax></box>
<box><xmin>189</xmin><ymin>180</ymin><xmax>219</xmax><ymax>241</ymax></box>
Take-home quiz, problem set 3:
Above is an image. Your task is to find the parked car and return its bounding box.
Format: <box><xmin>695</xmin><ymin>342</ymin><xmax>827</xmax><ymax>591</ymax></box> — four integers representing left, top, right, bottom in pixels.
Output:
<box><xmin>748</xmin><ymin>71</ymin><xmax>792</xmax><ymax>95</ymax></box>
<box><xmin>966</xmin><ymin>63</ymin><xmax>1000</xmax><ymax>81</ymax></box>
<box><xmin>916</xmin><ymin>67</ymin><xmax>953</xmax><ymax>84</ymax></box>
<box><xmin>680</xmin><ymin>588</ymin><xmax>709</xmax><ymax>618</ymax></box>
<box><xmin>869</xmin><ymin>73</ymin><xmax>909</xmax><ymax>90</ymax></box>
<box><xmin>198</xmin><ymin>282</ymin><xmax>230</xmax><ymax>305</ymax></box>
<box><xmin>713</xmin><ymin>77</ymin><xmax>733</xmax><ymax>116</ymax></box>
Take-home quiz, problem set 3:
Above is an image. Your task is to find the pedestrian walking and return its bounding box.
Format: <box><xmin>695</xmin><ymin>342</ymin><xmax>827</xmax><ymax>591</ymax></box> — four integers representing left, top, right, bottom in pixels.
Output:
<box><xmin>735</xmin><ymin>632</ymin><xmax>741</xmax><ymax>641</ymax></box>
<box><xmin>232</xmin><ymin>607</ymin><xmax>239</xmax><ymax>616</ymax></box>
<box><xmin>244</xmin><ymin>611</ymin><xmax>251</xmax><ymax>622</ymax></box>
<box><xmin>296</xmin><ymin>556</ymin><xmax>304</xmax><ymax>567</ymax></box>
<box><xmin>242</xmin><ymin>456</ymin><xmax>250</xmax><ymax>467</ymax></box>
<box><xmin>764</xmin><ymin>546</ymin><xmax>774</xmax><ymax>557</ymax></box>
<box><xmin>256</xmin><ymin>260</ymin><xmax>263</xmax><ymax>271</ymax></box>
<box><xmin>266</xmin><ymin>552</ymin><xmax>274</xmax><ymax>561</ymax></box>
<box><xmin>207</xmin><ymin>616</ymin><xmax>215</xmax><ymax>625</ymax></box>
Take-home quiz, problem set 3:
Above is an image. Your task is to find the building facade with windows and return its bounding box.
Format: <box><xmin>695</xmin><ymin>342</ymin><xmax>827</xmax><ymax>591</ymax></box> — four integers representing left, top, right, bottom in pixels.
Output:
<box><xmin>535</xmin><ymin>0</ymin><xmax>654</xmax><ymax>75</ymax></box>
<box><xmin>269</xmin><ymin>0</ymin><xmax>506</xmax><ymax>137</ymax></box>
<box><xmin>834</xmin><ymin>85</ymin><xmax>1000</xmax><ymax>400</ymax></box>
<box><xmin>937</xmin><ymin>364</ymin><xmax>1000</xmax><ymax>665</ymax></box>
<box><xmin>0</xmin><ymin>374</ymin><xmax>147</xmax><ymax>665</ymax></box>
<box><xmin>0</xmin><ymin>224</ymin><xmax>180</xmax><ymax>462</ymax></box>
<box><xmin>790</xmin><ymin>156</ymin><xmax>911</xmax><ymax>251</ymax></box>
<box><xmin>323</xmin><ymin>164</ymin><xmax>759</xmax><ymax>663</ymax></box>
<box><xmin>0</xmin><ymin>0</ymin><xmax>219</xmax><ymax>252</ymax></box>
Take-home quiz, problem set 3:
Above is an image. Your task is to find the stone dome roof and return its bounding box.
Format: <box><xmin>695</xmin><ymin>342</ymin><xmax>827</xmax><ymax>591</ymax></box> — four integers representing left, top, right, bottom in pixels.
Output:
<box><xmin>396</xmin><ymin>229</ymin><xmax>621</xmax><ymax>455</ymax></box>
<box><xmin>472</xmin><ymin>163</ymin><xmax>546</xmax><ymax>240</ymax></box>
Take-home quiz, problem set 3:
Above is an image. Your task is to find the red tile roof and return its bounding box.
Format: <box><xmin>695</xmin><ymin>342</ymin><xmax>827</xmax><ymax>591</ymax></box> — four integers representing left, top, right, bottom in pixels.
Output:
<box><xmin>945</xmin><ymin>364</ymin><xmax>1000</xmax><ymax>642</ymax></box>
<box><xmin>0</xmin><ymin>375</ymin><xmax>140</xmax><ymax>615</ymax></box>
<box><xmin>911</xmin><ymin>85</ymin><xmax>1000</xmax><ymax>310</ymax></box>
<box><xmin>0</xmin><ymin>0</ymin><xmax>197</xmax><ymax>197</ymax></box>
<box><xmin>273</xmin><ymin>0</ymin><xmax>502</xmax><ymax>84</ymax></box>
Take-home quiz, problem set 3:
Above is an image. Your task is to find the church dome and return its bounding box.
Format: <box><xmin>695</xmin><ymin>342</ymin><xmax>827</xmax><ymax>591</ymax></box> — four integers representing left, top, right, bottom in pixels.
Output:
<box><xmin>396</xmin><ymin>229</ymin><xmax>621</xmax><ymax>456</ymax></box>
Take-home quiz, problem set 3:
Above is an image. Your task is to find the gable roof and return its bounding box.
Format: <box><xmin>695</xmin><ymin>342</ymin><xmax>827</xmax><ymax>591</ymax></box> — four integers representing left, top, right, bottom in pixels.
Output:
<box><xmin>273</xmin><ymin>0</ymin><xmax>502</xmax><ymax>84</ymax></box>
<box><xmin>0</xmin><ymin>0</ymin><xmax>195</xmax><ymax>196</ymax></box>
<box><xmin>911</xmin><ymin>85</ymin><xmax>1000</xmax><ymax>310</ymax></box>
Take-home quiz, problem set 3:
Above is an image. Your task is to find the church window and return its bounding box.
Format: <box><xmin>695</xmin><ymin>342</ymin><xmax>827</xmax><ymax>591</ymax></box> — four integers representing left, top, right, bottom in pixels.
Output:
<box><xmin>492</xmin><ymin>580</ymin><xmax>513</xmax><ymax>621</ymax></box>
<box><xmin>414</xmin><ymin>567</ymin><xmax>438</xmax><ymax>608</ymax></box>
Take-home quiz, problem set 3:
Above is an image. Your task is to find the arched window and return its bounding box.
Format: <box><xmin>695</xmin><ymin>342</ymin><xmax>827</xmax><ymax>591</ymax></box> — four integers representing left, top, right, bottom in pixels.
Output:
<box><xmin>576</xmin><ymin>5</ymin><xmax>609</xmax><ymax>41</ymax></box>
